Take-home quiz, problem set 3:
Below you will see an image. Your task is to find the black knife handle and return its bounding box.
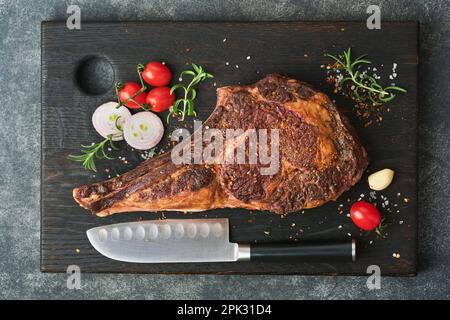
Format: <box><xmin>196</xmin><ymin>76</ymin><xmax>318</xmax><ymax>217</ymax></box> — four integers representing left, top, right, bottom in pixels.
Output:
<box><xmin>249</xmin><ymin>240</ymin><xmax>356</xmax><ymax>263</ymax></box>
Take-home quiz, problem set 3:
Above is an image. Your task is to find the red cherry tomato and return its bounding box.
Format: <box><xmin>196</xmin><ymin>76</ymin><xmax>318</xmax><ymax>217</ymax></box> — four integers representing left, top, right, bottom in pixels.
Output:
<box><xmin>145</xmin><ymin>87</ymin><xmax>175</xmax><ymax>112</ymax></box>
<box><xmin>118</xmin><ymin>82</ymin><xmax>147</xmax><ymax>109</ymax></box>
<box><xmin>350</xmin><ymin>201</ymin><xmax>381</xmax><ymax>231</ymax></box>
<box><xmin>142</xmin><ymin>62</ymin><xmax>171</xmax><ymax>87</ymax></box>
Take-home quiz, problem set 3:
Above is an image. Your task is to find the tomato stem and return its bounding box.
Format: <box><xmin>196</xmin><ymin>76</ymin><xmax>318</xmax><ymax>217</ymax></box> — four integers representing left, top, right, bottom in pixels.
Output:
<box><xmin>136</xmin><ymin>64</ymin><xmax>146</xmax><ymax>88</ymax></box>
<box><xmin>115</xmin><ymin>85</ymin><xmax>147</xmax><ymax>109</ymax></box>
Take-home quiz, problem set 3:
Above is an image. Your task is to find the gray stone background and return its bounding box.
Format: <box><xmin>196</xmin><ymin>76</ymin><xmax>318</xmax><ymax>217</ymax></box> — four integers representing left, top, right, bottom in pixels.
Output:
<box><xmin>0</xmin><ymin>0</ymin><xmax>449</xmax><ymax>299</ymax></box>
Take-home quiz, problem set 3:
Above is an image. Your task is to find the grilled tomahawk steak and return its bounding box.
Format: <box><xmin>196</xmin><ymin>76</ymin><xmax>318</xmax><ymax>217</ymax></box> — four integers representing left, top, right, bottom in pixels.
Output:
<box><xmin>73</xmin><ymin>74</ymin><xmax>368</xmax><ymax>216</ymax></box>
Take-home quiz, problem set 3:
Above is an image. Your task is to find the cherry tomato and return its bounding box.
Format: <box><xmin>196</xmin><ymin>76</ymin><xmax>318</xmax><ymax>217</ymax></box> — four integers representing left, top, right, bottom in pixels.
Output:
<box><xmin>145</xmin><ymin>87</ymin><xmax>175</xmax><ymax>112</ymax></box>
<box><xmin>118</xmin><ymin>82</ymin><xmax>147</xmax><ymax>109</ymax></box>
<box><xmin>350</xmin><ymin>201</ymin><xmax>381</xmax><ymax>231</ymax></box>
<box><xmin>142</xmin><ymin>62</ymin><xmax>171</xmax><ymax>87</ymax></box>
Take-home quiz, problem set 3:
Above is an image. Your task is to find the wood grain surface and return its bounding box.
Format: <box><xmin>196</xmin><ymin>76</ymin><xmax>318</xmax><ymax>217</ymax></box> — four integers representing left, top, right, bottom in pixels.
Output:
<box><xmin>41</xmin><ymin>21</ymin><xmax>418</xmax><ymax>275</ymax></box>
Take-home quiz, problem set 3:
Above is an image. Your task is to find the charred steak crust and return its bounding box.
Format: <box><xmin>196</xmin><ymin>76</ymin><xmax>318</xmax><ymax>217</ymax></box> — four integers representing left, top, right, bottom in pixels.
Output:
<box><xmin>73</xmin><ymin>74</ymin><xmax>368</xmax><ymax>216</ymax></box>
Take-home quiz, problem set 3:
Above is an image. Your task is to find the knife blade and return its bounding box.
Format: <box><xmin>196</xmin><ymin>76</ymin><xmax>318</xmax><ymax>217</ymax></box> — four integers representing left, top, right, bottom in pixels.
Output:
<box><xmin>87</xmin><ymin>218</ymin><xmax>355</xmax><ymax>263</ymax></box>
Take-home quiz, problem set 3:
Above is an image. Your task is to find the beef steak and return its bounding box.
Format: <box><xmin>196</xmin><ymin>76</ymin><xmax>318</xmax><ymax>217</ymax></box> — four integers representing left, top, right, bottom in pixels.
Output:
<box><xmin>73</xmin><ymin>74</ymin><xmax>368</xmax><ymax>216</ymax></box>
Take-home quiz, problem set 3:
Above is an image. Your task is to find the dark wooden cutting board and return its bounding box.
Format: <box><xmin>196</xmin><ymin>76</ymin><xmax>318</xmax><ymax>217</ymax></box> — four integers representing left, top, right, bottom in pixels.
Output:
<box><xmin>41</xmin><ymin>21</ymin><xmax>418</xmax><ymax>275</ymax></box>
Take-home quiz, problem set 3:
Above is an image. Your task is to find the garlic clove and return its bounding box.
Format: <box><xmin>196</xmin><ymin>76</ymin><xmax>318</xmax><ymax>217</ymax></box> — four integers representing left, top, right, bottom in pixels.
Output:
<box><xmin>368</xmin><ymin>169</ymin><xmax>395</xmax><ymax>191</ymax></box>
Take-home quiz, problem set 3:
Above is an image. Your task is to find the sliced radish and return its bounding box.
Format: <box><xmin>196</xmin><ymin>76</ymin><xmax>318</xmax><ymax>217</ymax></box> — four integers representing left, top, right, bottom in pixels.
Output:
<box><xmin>123</xmin><ymin>111</ymin><xmax>164</xmax><ymax>150</ymax></box>
<box><xmin>92</xmin><ymin>101</ymin><xmax>131</xmax><ymax>141</ymax></box>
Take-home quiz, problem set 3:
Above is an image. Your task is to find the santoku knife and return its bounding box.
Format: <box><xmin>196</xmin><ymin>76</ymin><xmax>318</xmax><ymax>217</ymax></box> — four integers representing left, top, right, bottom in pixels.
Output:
<box><xmin>87</xmin><ymin>218</ymin><xmax>356</xmax><ymax>263</ymax></box>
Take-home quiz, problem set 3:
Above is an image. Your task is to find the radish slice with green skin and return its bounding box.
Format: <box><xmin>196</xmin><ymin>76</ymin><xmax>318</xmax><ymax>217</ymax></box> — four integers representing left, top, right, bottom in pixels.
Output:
<box><xmin>92</xmin><ymin>102</ymin><xmax>131</xmax><ymax>141</ymax></box>
<box><xmin>123</xmin><ymin>111</ymin><xmax>164</xmax><ymax>150</ymax></box>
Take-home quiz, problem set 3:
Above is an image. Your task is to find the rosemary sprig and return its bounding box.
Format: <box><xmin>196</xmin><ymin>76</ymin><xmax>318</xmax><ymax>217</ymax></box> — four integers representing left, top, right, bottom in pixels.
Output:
<box><xmin>168</xmin><ymin>63</ymin><xmax>213</xmax><ymax>122</ymax></box>
<box><xmin>327</xmin><ymin>48</ymin><xmax>407</xmax><ymax>106</ymax></box>
<box><xmin>68</xmin><ymin>135</ymin><xmax>118</xmax><ymax>172</ymax></box>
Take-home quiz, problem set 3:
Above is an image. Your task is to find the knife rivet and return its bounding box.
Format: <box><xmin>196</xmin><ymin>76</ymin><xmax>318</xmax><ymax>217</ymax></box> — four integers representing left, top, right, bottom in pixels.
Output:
<box><xmin>98</xmin><ymin>229</ymin><xmax>108</xmax><ymax>242</ymax></box>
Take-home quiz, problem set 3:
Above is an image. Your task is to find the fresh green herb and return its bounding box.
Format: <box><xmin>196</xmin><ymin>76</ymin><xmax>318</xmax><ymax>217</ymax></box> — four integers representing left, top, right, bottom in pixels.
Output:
<box><xmin>375</xmin><ymin>217</ymin><xmax>390</xmax><ymax>238</ymax></box>
<box><xmin>327</xmin><ymin>48</ymin><xmax>407</xmax><ymax>106</ymax></box>
<box><xmin>149</xmin><ymin>148</ymin><xmax>158</xmax><ymax>157</ymax></box>
<box><xmin>68</xmin><ymin>135</ymin><xmax>117</xmax><ymax>172</ymax></box>
<box><xmin>146</xmin><ymin>147</ymin><xmax>158</xmax><ymax>159</ymax></box>
<box><xmin>168</xmin><ymin>63</ymin><xmax>214</xmax><ymax>122</ymax></box>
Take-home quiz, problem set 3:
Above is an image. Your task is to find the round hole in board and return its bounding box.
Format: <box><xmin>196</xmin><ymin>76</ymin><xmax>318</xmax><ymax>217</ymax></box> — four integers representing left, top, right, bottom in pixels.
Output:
<box><xmin>75</xmin><ymin>55</ymin><xmax>114</xmax><ymax>95</ymax></box>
